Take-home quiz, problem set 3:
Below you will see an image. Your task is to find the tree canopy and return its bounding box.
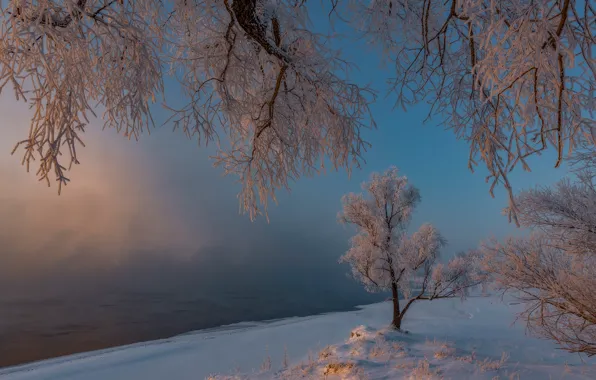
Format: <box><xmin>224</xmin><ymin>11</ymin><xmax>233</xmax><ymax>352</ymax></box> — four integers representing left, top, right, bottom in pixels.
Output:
<box><xmin>1</xmin><ymin>0</ymin><xmax>594</xmax><ymax>220</ymax></box>
<box><xmin>339</xmin><ymin>167</ymin><xmax>481</xmax><ymax>328</ymax></box>
<box><xmin>481</xmin><ymin>166</ymin><xmax>596</xmax><ymax>356</ymax></box>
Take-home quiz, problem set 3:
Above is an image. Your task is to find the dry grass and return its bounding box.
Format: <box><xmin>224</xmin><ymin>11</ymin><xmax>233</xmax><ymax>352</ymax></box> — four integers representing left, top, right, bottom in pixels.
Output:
<box><xmin>349</xmin><ymin>347</ymin><xmax>362</xmax><ymax>357</ymax></box>
<box><xmin>433</xmin><ymin>346</ymin><xmax>456</xmax><ymax>360</ymax></box>
<box><xmin>351</xmin><ymin>366</ymin><xmax>369</xmax><ymax>380</ymax></box>
<box><xmin>319</xmin><ymin>346</ymin><xmax>335</xmax><ymax>360</ymax></box>
<box><xmin>370</xmin><ymin>338</ymin><xmax>389</xmax><ymax>358</ymax></box>
<box><xmin>349</xmin><ymin>339</ymin><xmax>368</xmax><ymax>357</ymax></box>
<box><xmin>209</xmin><ymin>329</ymin><xmax>517</xmax><ymax>380</ymax></box>
<box><xmin>490</xmin><ymin>372</ymin><xmax>521</xmax><ymax>380</ymax></box>
<box><xmin>392</xmin><ymin>342</ymin><xmax>406</xmax><ymax>351</ymax></box>
<box><xmin>280</xmin><ymin>360</ymin><xmax>318</xmax><ymax>379</ymax></box>
<box><xmin>388</xmin><ymin>341</ymin><xmax>408</xmax><ymax>359</ymax></box>
<box><xmin>478</xmin><ymin>352</ymin><xmax>509</xmax><ymax>372</ymax></box>
<box><xmin>408</xmin><ymin>359</ymin><xmax>441</xmax><ymax>379</ymax></box>
<box><xmin>260</xmin><ymin>355</ymin><xmax>272</xmax><ymax>372</ymax></box>
<box><xmin>348</xmin><ymin>326</ymin><xmax>376</xmax><ymax>342</ymax></box>
<box><xmin>322</xmin><ymin>361</ymin><xmax>355</xmax><ymax>376</ymax></box>
<box><xmin>424</xmin><ymin>338</ymin><xmax>456</xmax><ymax>360</ymax></box>
<box><xmin>425</xmin><ymin>339</ymin><xmax>453</xmax><ymax>348</ymax></box>
<box><xmin>282</xmin><ymin>345</ymin><xmax>289</xmax><ymax>369</ymax></box>
<box><xmin>456</xmin><ymin>354</ymin><xmax>475</xmax><ymax>364</ymax></box>
<box><xmin>393</xmin><ymin>350</ymin><xmax>408</xmax><ymax>359</ymax></box>
<box><xmin>395</xmin><ymin>360</ymin><xmax>417</xmax><ymax>370</ymax></box>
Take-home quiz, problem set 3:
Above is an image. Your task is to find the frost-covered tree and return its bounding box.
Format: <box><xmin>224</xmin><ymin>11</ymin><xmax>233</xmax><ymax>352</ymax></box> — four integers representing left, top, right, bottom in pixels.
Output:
<box><xmin>351</xmin><ymin>0</ymin><xmax>596</xmax><ymax>224</ymax></box>
<box><xmin>481</xmin><ymin>165</ymin><xmax>596</xmax><ymax>356</ymax></box>
<box><xmin>1</xmin><ymin>0</ymin><xmax>594</xmax><ymax>221</ymax></box>
<box><xmin>339</xmin><ymin>167</ymin><xmax>482</xmax><ymax>329</ymax></box>
<box><xmin>0</xmin><ymin>0</ymin><xmax>374</xmax><ymax>219</ymax></box>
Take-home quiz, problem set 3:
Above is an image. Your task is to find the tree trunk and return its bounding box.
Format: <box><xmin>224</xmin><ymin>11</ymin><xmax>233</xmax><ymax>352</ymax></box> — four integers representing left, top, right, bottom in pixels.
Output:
<box><xmin>391</xmin><ymin>282</ymin><xmax>402</xmax><ymax>329</ymax></box>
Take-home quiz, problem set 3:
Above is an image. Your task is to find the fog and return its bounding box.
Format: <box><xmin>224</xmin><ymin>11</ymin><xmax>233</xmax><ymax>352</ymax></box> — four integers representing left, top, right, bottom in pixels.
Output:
<box><xmin>0</xmin><ymin>99</ymin><xmax>390</xmax><ymax>366</ymax></box>
<box><xmin>0</xmin><ymin>100</ymin><xmax>363</xmax><ymax>294</ymax></box>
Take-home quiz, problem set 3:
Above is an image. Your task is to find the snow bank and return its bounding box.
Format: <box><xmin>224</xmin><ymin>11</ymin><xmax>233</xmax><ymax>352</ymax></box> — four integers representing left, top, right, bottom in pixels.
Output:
<box><xmin>0</xmin><ymin>296</ymin><xmax>593</xmax><ymax>380</ymax></box>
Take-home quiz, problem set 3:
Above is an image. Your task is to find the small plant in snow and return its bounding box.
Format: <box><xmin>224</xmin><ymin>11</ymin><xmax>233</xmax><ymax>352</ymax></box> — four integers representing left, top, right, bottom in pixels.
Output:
<box><xmin>322</xmin><ymin>361</ymin><xmax>355</xmax><ymax>377</ymax></box>
<box><xmin>260</xmin><ymin>347</ymin><xmax>272</xmax><ymax>372</ymax></box>
<box><xmin>307</xmin><ymin>351</ymin><xmax>314</xmax><ymax>366</ymax></box>
<box><xmin>491</xmin><ymin>372</ymin><xmax>521</xmax><ymax>380</ymax></box>
<box><xmin>425</xmin><ymin>338</ymin><xmax>452</xmax><ymax>347</ymax></box>
<box><xmin>351</xmin><ymin>366</ymin><xmax>369</xmax><ymax>380</ymax></box>
<box><xmin>395</xmin><ymin>360</ymin><xmax>417</xmax><ymax>370</ymax></box>
<box><xmin>369</xmin><ymin>338</ymin><xmax>389</xmax><ymax>358</ymax></box>
<box><xmin>279</xmin><ymin>362</ymin><xmax>317</xmax><ymax>380</ymax></box>
<box><xmin>339</xmin><ymin>167</ymin><xmax>484</xmax><ymax>329</ymax></box>
<box><xmin>408</xmin><ymin>359</ymin><xmax>440</xmax><ymax>380</ymax></box>
<box><xmin>427</xmin><ymin>340</ymin><xmax>456</xmax><ymax>360</ymax></box>
<box><xmin>433</xmin><ymin>347</ymin><xmax>456</xmax><ymax>360</ymax></box>
<box><xmin>393</xmin><ymin>350</ymin><xmax>408</xmax><ymax>359</ymax></box>
<box><xmin>348</xmin><ymin>326</ymin><xmax>376</xmax><ymax>342</ymax></box>
<box><xmin>349</xmin><ymin>343</ymin><xmax>364</xmax><ymax>358</ymax></box>
<box><xmin>456</xmin><ymin>355</ymin><xmax>474</xmax><ymax>364</ymax></box>
<box><xmin>318</xmin><ymin>346</ymin><xmax>335</xmax><ymax>360</ymax></box>
<box><xmin>478</xmin><ymin>352</ymin><xmax>510</xmax><ymax>372</ymax></box>
<box><xmin>391</xmin><ymin>342</ymin><xmax>405</xmax><ymax>352</ymax></box>
<box><xmin>282</xmin><ymin>345</ymin><xmax>289</xmax><ymax>369</ymax></box>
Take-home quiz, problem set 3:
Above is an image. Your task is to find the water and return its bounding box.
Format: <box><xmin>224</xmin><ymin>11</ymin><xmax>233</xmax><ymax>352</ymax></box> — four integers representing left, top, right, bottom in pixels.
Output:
<box><xmin>0</xmin><ymin>285</ymin><xmax>382</xmax><ymax>368</ymax></box>
<box><xmin>0</xmin><ymin>236</ymin><xmax>384</xmax><ymax>369</ymax></box>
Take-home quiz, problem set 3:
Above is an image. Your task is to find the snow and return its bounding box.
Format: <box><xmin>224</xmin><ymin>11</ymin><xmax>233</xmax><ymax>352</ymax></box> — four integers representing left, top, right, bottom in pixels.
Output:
<box><xmin>0</xmin><ymin>296</ymin><xmax>593</xmax><ymax>380</ymax></box>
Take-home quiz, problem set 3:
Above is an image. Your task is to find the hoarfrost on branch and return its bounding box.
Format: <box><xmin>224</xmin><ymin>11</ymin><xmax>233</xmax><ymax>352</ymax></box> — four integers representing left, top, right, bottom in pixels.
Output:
<box><xmin>481</xmin><ymin>161</ymin><xmax>596</xmax><ymax>356</ymax></box>
<box><xmin>1</xmin><ymin>0</ymin><xmax>594</xmax><ymax>221</ymax></box>
<box><xmin>339</xmin><ymin>167</ymin><xmax>482</xmax><ymax>328</ymax></box>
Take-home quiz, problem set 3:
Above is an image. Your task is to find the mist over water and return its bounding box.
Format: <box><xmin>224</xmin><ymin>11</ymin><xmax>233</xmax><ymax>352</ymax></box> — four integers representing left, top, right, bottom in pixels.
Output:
<box><xmin>0</xmin><ymin>243</ymin><xmax>383</xmax><ymax>368</ymax></box>
<box><xmin>0</xmin><ymin>114</ymin><xmax>382</xmax><ymax>368</ymax></box>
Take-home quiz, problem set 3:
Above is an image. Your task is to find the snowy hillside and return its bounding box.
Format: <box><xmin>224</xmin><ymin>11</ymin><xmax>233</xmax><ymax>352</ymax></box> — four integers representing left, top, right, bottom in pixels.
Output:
<box><xmin>0</xmin><ymin>296</ymin><xmax>593</xmax><ymax>380</ymax></box>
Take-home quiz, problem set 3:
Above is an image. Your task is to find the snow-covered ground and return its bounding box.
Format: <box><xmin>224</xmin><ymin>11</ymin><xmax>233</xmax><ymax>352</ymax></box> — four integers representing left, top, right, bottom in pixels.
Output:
<box><xmin>0</xmin><ymin>296</ymin><xmax>593</xmax><ymax>380</ymax></box>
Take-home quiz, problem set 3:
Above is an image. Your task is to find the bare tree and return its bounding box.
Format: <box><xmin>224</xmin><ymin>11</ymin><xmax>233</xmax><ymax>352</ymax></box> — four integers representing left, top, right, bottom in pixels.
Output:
<box><xmin>339</xmin><ymin>167</ymin><xmax>482</xmax><ymax>329</ymax></box>
<box><xmin>1</xmin><ymin>0</ymin><xmax>594</xmax><ymax>221</ymax></box>
<box><xmin>481</xmin><ymin>164</ymin><xmax>596</xmax><ymax>356</ymax></box>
